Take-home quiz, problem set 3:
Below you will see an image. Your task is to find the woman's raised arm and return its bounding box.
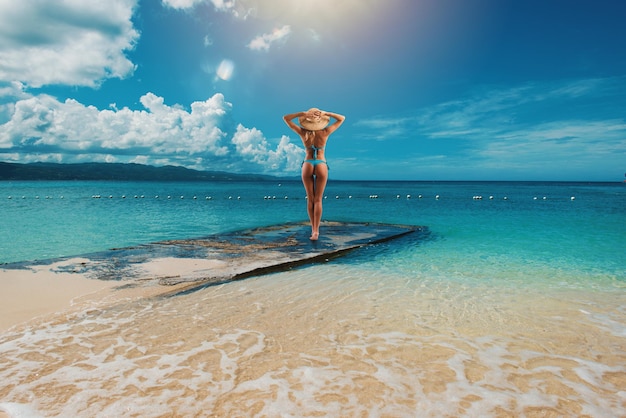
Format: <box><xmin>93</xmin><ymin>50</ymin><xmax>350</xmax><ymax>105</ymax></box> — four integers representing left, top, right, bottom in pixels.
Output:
<box><xmin>283</xmin><ymin>111</ymin><xmax>306</xmax><ymax>134</ymax></box>
<box><xmin>321</xmin><ymin>111</ymin><xmax>345</xmax><ymax>134</ymax></box>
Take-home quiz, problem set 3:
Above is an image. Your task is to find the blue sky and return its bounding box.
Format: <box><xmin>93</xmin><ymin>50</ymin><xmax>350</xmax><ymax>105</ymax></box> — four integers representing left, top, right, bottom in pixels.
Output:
<box><xmin>0</xmin><ymin>0</ymin><xmax>624</xmax><ymax>181</ymax></box>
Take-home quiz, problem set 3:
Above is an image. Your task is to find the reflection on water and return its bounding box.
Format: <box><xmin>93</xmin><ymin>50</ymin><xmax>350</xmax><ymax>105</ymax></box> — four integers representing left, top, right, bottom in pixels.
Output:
<box><xmin>1</xmin><ymin>263</ymin><xmax>624</xmax><ymax>417</ymax></box>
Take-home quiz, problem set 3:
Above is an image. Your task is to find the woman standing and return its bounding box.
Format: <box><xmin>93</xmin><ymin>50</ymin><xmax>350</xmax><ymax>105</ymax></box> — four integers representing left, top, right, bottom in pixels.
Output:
<box><xmin>283</xmin><ymin>108</ymin><xmax>345</xmax><ymax>240</ymax></box>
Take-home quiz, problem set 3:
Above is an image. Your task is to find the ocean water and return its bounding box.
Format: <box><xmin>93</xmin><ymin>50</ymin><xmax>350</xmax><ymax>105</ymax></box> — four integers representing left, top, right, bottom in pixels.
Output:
<box><xmin>1</xmin><ymin>180</ymin><xmax>625</xmax><ymax>417</ymax></box>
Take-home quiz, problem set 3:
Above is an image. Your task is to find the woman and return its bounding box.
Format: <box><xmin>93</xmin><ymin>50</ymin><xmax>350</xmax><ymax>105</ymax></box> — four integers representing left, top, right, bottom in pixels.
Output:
<box><xmin>283</xmin><ymin>108</ymin><xmax>345</xmax><ymax>240</ymax></box>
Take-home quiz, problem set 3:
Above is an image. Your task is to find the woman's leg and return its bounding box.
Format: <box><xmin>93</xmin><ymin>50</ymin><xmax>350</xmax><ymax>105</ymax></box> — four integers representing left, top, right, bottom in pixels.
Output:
<box><xmin>310</xmin><ymin>164</ymin><xmax>328</xmax><ymax>240</ymax></box>
<box><xmin>301</xmin><ymin>163</ymin><xmax>316</xmax><ymax>236</ymax></box>
<box><xmin>301</xmin><ymin>163</ymin><xmax>328</xmax><ymax>240</ymax></box>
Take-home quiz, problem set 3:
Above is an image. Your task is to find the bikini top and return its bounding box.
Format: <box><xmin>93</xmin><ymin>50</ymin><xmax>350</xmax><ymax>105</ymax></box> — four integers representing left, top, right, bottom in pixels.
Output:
<box><xmin>307</xmin><ymin>145</ymin><xmax>325</xmax><ymax>159</ymax></box>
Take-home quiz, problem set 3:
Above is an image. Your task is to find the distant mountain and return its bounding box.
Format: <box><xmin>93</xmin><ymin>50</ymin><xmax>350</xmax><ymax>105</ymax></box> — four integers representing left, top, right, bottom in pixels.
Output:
<box><xmin>0</xmin><ymin>162</ymin><xmax>288</xmax><ymax>182</ymax></box>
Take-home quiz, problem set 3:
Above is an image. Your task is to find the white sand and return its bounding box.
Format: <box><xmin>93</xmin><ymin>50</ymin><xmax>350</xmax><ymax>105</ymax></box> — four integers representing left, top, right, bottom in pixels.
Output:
<box><xmin>0</xmin><ymin>259</ymin><xmax>120</xmax><ymax>332</ymax></box>
<box><xmin>0</xmin><ymin>257</ymin><xmax>217</xmax><ymax>332</ymax></box>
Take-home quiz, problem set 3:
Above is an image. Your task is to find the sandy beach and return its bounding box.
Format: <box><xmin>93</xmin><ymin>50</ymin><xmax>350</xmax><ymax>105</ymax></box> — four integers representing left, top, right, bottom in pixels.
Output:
<box><xmin>0</xmin><ymin>260</ymin><xmax>117</xmax><ymax>418</ymax></box>
<box><xmin>0</xmin><ymin>260</ymin><xmax>120</xmax><ymax>332</ymax></box>
<box><xmin>1</xmin><ymin>257</ymin><xmax>625</xmax><ymax>416</ymax></box>
<box><xmin>0</xmin><ymin>219</ymin><xmax>624</xmax><ymax>416</ymax></box>
<box><xmin>0</xmin><ymin>256</ymin><xmax>219</xmax><ymax>333</ymax></box>
<box><xmin>0</xmin><ymin>222</ymin><xmax>412</xmax><ymax>332</ymax></box>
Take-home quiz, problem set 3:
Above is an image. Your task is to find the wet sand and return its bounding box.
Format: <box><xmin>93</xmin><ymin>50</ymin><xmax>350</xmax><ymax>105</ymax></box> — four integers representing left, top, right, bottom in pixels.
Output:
<box><xmin>0</xmin><ymin>260</ymin><xmax>120</xmax><ymax>332</ymax></box>
<box><xmin>1</xmin><ymin>221</ymin><xmax>624</xmax><ymax>416</ymax></box>
<box><xmin>1</xmin><ymin>262</ymin><xmax>624</xmax><ymax>417</ymax></box>
<box><xmin>0</xmin><ymin>222</ymin><xmax>418</xmax><ymax>332</ymax></box>
<box><xmin>0</xmin><ymin>257</ymin><xmax>213</xmax><ymax>332</ymax></box>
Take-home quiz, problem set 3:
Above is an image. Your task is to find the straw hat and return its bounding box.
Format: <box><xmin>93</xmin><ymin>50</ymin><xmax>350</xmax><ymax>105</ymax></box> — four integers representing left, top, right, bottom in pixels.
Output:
<box><xmin>299</xmin><ymin>108</ymin><xmax>330</xmax><ymax>131</ymax></box>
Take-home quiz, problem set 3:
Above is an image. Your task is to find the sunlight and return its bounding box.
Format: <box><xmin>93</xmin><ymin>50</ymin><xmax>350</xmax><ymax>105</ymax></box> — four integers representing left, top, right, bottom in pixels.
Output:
<box><xmin>216</xmin><ymin>59</ymin><xmax>234</xmax><ymax>80</ymax></box>
<box><xmin>240</xmin><ymin>0</ymin><xmax>382</xmax><ymax>28</ymax></box>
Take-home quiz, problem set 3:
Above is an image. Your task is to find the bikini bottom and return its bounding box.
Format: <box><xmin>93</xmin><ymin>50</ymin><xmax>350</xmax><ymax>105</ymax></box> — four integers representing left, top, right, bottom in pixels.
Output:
<box><xmin>302</xmin><ymin>159</ymin><xmax>328</xmax><ymax>168</ymax></box>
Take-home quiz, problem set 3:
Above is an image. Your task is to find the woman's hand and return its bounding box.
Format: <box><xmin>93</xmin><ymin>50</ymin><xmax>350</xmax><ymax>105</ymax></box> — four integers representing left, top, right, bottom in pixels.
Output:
<box><xmin>306</xmin><ymin>108</ymin><xmax>322</xmax><ymax>120</ymax></box>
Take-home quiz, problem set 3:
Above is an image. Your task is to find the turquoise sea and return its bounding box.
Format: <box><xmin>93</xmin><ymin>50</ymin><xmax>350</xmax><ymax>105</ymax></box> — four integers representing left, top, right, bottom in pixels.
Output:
<box><xmin>1</xmin><ymin>180</ymin><xmax>625</xmax><ymax>417</ymax></box>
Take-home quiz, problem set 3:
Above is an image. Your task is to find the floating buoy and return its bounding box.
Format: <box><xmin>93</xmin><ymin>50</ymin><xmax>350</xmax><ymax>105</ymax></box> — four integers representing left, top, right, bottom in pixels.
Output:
<box><xmin>571</xmin><ymin>196</ymin><xmax>575</xmax><ymax>201</ymax></box>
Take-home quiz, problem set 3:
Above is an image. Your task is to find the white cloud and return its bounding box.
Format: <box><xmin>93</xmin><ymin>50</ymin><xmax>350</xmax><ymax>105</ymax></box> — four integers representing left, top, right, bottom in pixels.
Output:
<box><xmin>0</xmin><ymin>0</ymin><xmax>139</xmax><ymax>88</ymax></box>
<box><xmin>162</xmin><ymin>0</ymin><xmax>248</xmax><ymax>18</ymax></box>
<box><xmin>209</xmin><ymin>0</ymin><xmax>236</xmax><ymax>13</ymax></box>
<box><xmin>349</xmin><ymin>77</ymin><xmax>626</xmax><ymax>179</ymax></box>
<box><xmin>307</xmin><ymin>29</ymin><xmax>322</xmax><ymax>43</ymax></box>
<box><xmin>161</xmin><ymin>0</ymin><xmax>206</xmax><ymax>9</ymax></box>
<box><xmin>232</xmin><ymin>125</ymin><xmax>301</xmax><ymax>171</ymax></box>
<box><xmin>0</xmin><ymin>92</ymin><xmax>301</xmax><ymax>174</ymax></box>
<box><xmin>483</xmin><ymin>119</ymin><xmax>626</xmax><ymax>168</ymax></box>
<box><xmin>247</xmin><ymin>25</ymin><xmax>291</xmax><ymax>51</ymax></box>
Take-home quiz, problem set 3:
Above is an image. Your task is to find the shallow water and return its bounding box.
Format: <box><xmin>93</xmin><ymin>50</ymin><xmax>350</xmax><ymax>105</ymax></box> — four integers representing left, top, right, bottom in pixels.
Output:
<box><xmin>1</xmin><ymin>181</ymin><xmax>625</xmax><ymax>416</ymax></box>
<box><xmin>1</xmin><ymin>264</ymin><xmax>624</xmax><ymax>416</ymax></box>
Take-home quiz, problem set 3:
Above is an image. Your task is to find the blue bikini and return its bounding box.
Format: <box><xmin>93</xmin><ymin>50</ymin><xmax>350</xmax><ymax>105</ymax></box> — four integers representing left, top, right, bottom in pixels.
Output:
<box><xmin>303</xmin><ymin>145</ymin><xmax>328</xmax><ymax>168</ymax></box>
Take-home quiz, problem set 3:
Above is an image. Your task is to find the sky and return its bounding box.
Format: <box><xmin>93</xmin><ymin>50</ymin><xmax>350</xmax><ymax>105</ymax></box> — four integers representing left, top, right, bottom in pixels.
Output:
<box><xmin>0</xmin><ymin>0</ymin><xmax>625</xmax><ymax>181</ymax></box>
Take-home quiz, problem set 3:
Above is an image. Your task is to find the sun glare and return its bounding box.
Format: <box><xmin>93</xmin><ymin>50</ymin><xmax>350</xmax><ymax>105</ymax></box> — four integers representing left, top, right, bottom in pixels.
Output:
<box><xmin>241</xmin><ymin>0</ymin><xmax>381</xmax><ymax>28</ymax></box>
<box><xmin>216</xmin><ymin>59</ymin><xmax>234</xmax><ymax>80</ymax></box>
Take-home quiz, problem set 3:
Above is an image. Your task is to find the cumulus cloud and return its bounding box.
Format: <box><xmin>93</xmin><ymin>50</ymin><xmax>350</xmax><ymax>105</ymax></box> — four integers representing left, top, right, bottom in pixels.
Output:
<box><xmin>247</xmin><ymin>25</ymin><xmax>291</xmax><ymax>51</ymax></box>
<box><xmin>0</xmin><ymin>0</ymin><xmax>139</xmax><ymax>88</ymax></box>
<box><xmin>162</xmin><ymin>0</ymin><xmax>251</xmax><ymax>18</ymax></box>
<box><xmin>0</xmin><ymin>0</ymin><xmax>139</xmax><ymax>87</ymax></box>
<box><xmin>232</xmin><ymin>125</ymin><xmax>301</xmax><ymax>171</ymax></box>
<box><xmin>161</xmin><ymin>0</ymin><xmax>207</xmax><ymax>9</ymax></box>
<box><xmin>0</xmin><ymin>92</ymin><xmax>302</xmax><ymax>174</ymax></box>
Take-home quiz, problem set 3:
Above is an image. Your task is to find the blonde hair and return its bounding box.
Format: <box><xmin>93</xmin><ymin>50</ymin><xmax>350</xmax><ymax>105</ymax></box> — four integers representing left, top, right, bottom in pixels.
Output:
<box><xmin>303</xmin><ymin>129</ymin><xmax>315</xmax><ymax>146</ymax></box>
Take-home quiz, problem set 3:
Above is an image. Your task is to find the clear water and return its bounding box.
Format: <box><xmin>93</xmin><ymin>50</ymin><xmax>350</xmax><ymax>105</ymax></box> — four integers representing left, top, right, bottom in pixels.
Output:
<box><xmin>1</xmin><ymin>180</ymin><xmax>624</xmax><ymax>284</ymax></box>
<box><xmin>1</xmin><ymin>180</ymin><xmax>625</xmax><ymax>416</ymax></box>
